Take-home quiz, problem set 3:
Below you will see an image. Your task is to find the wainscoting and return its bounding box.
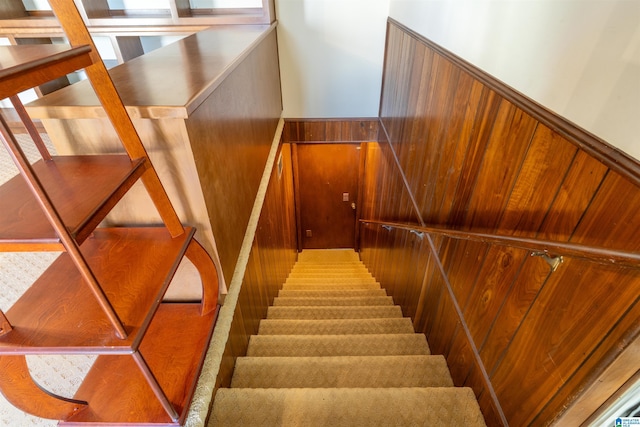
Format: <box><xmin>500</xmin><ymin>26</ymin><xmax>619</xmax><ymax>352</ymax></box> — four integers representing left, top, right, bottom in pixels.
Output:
<box><xmin>360</xmin><ymin>18</ymin><xmax>640</xmax><ymax>426</ymax></box>
<box><xmin>215</xmin><ymin>141</ymin><xmax>298</xmax><ymax>389</ymax></box>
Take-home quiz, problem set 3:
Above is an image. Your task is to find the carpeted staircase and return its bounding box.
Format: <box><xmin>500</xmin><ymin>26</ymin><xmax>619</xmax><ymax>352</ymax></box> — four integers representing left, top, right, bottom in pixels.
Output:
<box><xmin>211</xmin><ymin>249</ymin><xmax>486</xmax><ymax>426</ymax></box>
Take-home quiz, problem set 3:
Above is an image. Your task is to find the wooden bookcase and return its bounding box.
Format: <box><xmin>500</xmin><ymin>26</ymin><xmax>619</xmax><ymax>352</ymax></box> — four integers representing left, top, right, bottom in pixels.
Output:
<box><xmin>0</xmin><ymin>0</ymin><xmax>274</xmax><ymax>62</ymax></box>
<box><xmin>0</xmin><ymin>2</ymin><xmax>219</xmax><ymax>425</ymax></box>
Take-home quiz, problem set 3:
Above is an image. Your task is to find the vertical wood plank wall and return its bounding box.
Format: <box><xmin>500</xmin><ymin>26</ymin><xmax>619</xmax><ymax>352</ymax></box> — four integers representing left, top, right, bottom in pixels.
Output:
<box><xmin>215</xmin><ymin>141</ymin><xmax>298</xmax><ymax>388</ymax></box>
<box><xmin>186</xmin><ymin>29</ymin><xmax>282</xmax><ymax>283</ymax></box>
<box><xmin>360</xmin><ymin>19</ymin><xmax>640</xmax><ymax>426</ymax></box>
<box><xmin>283</xmin><ymin>119</ymin><xmax>379</xmax><ymax>144</ymax></box>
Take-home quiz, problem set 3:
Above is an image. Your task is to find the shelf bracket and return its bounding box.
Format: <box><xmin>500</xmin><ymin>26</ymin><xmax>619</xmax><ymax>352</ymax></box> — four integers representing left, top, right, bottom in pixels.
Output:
<box><xmin>0</xmin><ymin>355</ymin><xmax>87</xmax><ymax>420</ymax></box>
<box><xmin>185</xmin><ymin>238</ymin><xmax>220</xmax><ymax>315</ymax></box>
<box><xmin>0</xmin><ymin>309</ymin><xmax>12</xmax><ymax>336</ymax></box>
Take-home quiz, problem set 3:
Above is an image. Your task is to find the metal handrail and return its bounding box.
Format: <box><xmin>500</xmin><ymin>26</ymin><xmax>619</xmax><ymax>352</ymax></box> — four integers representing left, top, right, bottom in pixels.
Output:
<box><xmin>360</xmin><ymin>219</ymin><xmax>640</xmax><ymax>268</ymax></box>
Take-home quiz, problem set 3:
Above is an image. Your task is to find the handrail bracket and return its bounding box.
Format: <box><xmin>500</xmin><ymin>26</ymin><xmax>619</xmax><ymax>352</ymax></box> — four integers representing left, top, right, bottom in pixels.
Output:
<box><xmin>532</xmin><ymin>252</ymin><xmax>564</xmax><ymax>272</ymax></box>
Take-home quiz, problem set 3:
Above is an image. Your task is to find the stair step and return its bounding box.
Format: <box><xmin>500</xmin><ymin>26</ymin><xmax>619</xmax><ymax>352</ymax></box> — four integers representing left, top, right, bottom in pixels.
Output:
<box><xmin>285</xmin><ymin>277</ymin><xmax>378</xmax><ymax>285</ymax></box>
<box><xmin>231</xmin><ymin>355</ymin><xmax>453</xmax><ymax>388</ymax></box>
<box><xmin>267</xmin><ymin>306</ymin><xmax>403</xmax><ymax>320</ymax></box>
<box><xmin>291</xmin><ymin>264</ymin><xmax>368</xmax><ymax>270</ymax></box>
<box><xmin>282</xmin><ymin>283</ymin><xmax>381</xmax><ymax>290</ymax></box>
<box><xmin>278</xmin><ymin>289</ymin><xmax>387</xmax><ymax>298</ymax></box>
<box><xmin>258</xmin><ymin>318</ymin><xmax>415</xmax><ymax>335</ymax></box>
<box><xmin>212</xmin><ymin>387</ymin><xmax>487</xmax><ymax>426</ymax></box>
<box><xmin>272</xmin><ymin>296</ymin><xmax>394</xmax><ymax>306</ymax></box>
<box><xmin>297</xmin><ymin>249</ymin><xmax>360</xmax><ymax>263</ymax></box>
<box><xmin>247</xmin><ymin>334</ymin><xmax>431</xmax><ymax>357</ymax></box>
<box><xmin>287</xmin><ymin>272</ymin><xmax>374</xmax><ymax>278</ymax></box>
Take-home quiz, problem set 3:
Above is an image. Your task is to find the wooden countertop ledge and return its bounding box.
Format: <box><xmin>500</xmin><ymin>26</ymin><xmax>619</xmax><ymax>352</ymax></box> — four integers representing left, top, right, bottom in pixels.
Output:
<box><xmin>26</xmin><ymin>23</ymin><xmax>275</xmax><ymax>120</ymax></box>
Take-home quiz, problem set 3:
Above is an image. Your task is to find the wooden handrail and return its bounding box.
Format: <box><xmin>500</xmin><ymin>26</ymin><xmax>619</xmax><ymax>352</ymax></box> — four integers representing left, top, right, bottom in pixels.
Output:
<box><xmin>360</xmin><ymin>219</ymin><xmax>640</xmax><ymax>268</ymax></box>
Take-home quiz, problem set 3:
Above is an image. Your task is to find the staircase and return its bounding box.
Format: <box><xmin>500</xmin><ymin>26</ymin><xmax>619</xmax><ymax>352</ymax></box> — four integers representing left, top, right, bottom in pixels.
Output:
<box><xmin>211</xmin><ymin>249</ymin><xmax>486</xmax><ymax>426</ymax></box>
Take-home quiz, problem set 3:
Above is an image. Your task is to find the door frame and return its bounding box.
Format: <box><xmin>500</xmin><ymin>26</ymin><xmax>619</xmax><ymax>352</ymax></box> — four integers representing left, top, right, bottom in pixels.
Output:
<box><xmin>292</xmin><ymin>141</ymin><xmax>367</xmax><ymax>252</ymax></box>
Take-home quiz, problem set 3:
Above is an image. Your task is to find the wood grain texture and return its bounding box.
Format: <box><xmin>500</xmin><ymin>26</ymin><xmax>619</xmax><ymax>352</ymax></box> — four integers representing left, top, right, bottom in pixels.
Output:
<box><xmin>32</xmin><ymin>25</ymin><xmax>282</xmax><ymax>289</ymax></box>
<box><xmin>214</xmin><ymin>142</ymin><xmax>297</xmax><ymax>390</ymax></box>
<box><xmin>359</xmin><ymin>19</ymin><xmax>640</xmax><ymax>427</ymax></box>
<box><xmin>296</xmin><ymin>143</ymin><xmax>360</xmax><ymax>249</ymax></box>
<box><xmin>284</xmin><ymin>119</ymin><xmax>378</xmax><ymax>143</ymax></box>
<box><xmin>186</xmin><ymin>28</ymin><xmax>281</xmax><ymax>281</ymax></box>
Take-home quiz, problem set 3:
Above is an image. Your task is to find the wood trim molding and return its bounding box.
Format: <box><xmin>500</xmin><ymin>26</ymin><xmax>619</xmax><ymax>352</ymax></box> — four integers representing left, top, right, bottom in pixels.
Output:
<box><xmin>387</xmin><ymin>17</ymin><xmax>640</xmax><ymax>188</ymax></box>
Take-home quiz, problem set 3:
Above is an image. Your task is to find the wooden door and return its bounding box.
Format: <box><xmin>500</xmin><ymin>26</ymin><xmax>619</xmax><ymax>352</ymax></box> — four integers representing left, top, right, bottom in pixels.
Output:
<box><xmin>295</xmin><ymin>143</ymin><xmax>361</xmax><ymax>249</ymax></box>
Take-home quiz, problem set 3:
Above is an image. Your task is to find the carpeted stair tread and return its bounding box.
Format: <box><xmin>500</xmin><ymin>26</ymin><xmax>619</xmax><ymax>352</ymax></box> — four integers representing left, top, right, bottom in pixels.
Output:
<box><xmin>211</xmin><ymin>249</ymin><xmax>488</xmax><ymax>426</ymax></box>
<box><xmin>272</xmin><ymin>296</ymin><xmax>394</xmax><ymax>306</ymax></box>
<box><xmin>231</xmin><ymin>355</ymin><xmax>453</xmax><ymax>388</ymax></box>
<box><xmin>211</xmin><ymin>387</ymin><xmax>487</xmax><ymax>426</ymax></box>
<box><xmin>290</xmin><ymin>265</ymin><xmax>370</xmax><ymax>272</ymax></box>
<box><xmin>282</xmin><ymin>282</ymin><xmax>381</xmax><ymax>290</ymax></box>
<box><xmin>297</xmin><ymin>249</ymin><xmax>361</xmax><ymax>263</ymax></box>
<box><xmin>258</xmin><ymin>318</ymin><xmax>415</xmax><ymax>335</ymax></box>
<box><xmin>287</xmin><ymin>272</ymin><xmax>374</xmax><ymax>279</ymax></box>
<box><xmin>278</xmin><ymin>289</ymin><xmax>387</xmax><ymax>298</ymax></box>
<box><xmin>267</xmin><ymin>305</ymin><xmax>403</xmax><ymax>319</ymax></box>
<box><xmin>284</xmin><ymin>278</ymin><xmax>378</xmax><ymax>285</ymax></box>
<box><xmin>246</xmin><ymin>334</ymin><xmax>430</xmax><ymax>356</ymax></box>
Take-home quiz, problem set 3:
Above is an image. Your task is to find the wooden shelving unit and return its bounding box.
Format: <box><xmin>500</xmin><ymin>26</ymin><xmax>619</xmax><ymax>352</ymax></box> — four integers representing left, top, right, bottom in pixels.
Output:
<box><xmin>0</xmin><ymin>0</ymin><xmax>274</xmax><ymax>65</ymax></box>
<box><xmin>0</xmin><ymin>2</ymin><xmax>219</xmax><ymax>425</ymax></box>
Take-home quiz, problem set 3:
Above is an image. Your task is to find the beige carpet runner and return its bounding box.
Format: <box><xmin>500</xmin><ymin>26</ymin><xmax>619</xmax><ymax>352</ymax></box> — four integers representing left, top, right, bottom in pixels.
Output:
<box><xmin>211</xmin><ymin>249</ymin><xmax>486</xmax><ymax>426</ymax></box>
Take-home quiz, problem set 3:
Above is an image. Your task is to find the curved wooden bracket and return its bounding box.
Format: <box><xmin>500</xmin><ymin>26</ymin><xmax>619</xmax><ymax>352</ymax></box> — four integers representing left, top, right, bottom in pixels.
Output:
<box><xmin>0</xmin><ymin>355</ymin><xmax>87</xmax><ymax>420</ymax></box>
<box><xmin>185</xmin><ymin>238</ymin><xmax>219</xmax><ymax>315</ymax></box>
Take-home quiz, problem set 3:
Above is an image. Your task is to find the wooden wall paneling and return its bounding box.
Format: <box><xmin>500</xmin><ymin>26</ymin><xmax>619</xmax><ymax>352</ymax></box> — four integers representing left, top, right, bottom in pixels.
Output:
<box><xmin>497</xmin><ymin>123</ymin><xmax>578</xmax><ymax>237</ymax></box>
<box><xmin>490</xmin><ymin>259</ymin><xmax>640</xmax><ymax>425</ymax></box>
<box><xmin>447</xmin><ymin>326</ymin><xmax>474</xmax><ymax>386</ymax></box>
<box><xmin>458</xmin><ymin>100</ymin><xmax>537</xmax><ymax>231</ymax></box>
<box><xmin>215</xmin><ymin>302</ymin><xmax>250</xmax><ymax>388</ymax></box>
<box><xmin>536</xmin><ymin>297</ymin><xmax>640</xmax><ymax>425</ymax></box>
<box><xmin>412</xmin><ymin>251</ymin><xmax>435</xmax><ymax>330</ymax></box>
<box><xmin>402</xmin><ymin>44</ymin><xmax>431</xmax><ymax>199</ymax></box>
<box><xmin>214</xmin><ymin>139</ymin><xmax>297</xmax><ymax>392</ymax></box>
<box><xmin>444</xmin><ymin>87</ymin><xmax>502</xmax><ymax>227</ymax></box>
<box><xmin>471</xmin><ymin>367</ymin><xmax>505</xmax><ymax>427</ymax></box>
<box><xmin>479</xmin><ymin>254</ymin><xmax>552</xmax><ymax>375</ymax></box>
<box><xmin>423</xmin><ymin>273</ymin><xmax>458</xmax><ymax>357</ymax></box>
<box><xmin>433</xmin><ymin>79</ymin><xmax>486</xmax><ymax>224</ymax></box>
<box><xmin>440</xmin><ymin>239</ymin><xmax>490</xmax><ymax>310</ymax></box>
<box><xmin>363</xmin><ymin>19</ymin><xmax>640</xmax><ymax>426</ymax></box>
<box><xmin>284</xmin><ymin>119</ymin><xmax>378</xmax><ymax>143</ymax></box>
<box><xmin>571</xmin><ymin>171</ymin><xmax>640</xmax><ymax>251</ymax></box>
<box><xmin>401</xmin><ymin>233</ymin><xmax>431</xmax><ymax>320</ymax></box>
<box><xmin>379</xmin><ymin>24</ymin><xmax>410</xmax><ymax>146</ymax></box>
<box><xmin>536</xmin><ymin>149</ymin><xmax>608</xmax><ymax>242</ymax></box>
<box><xmin>186</xmin><ymin>30</ymin><xmax>281</xmax><ymax>280</ymax></box>
<box><xmin>461</xmin><ymin>245</ymin><xmax>528</xmax><ymax>349</ymax></box>
<box><xmin>410</xmin><ymin>54</ymin><xmax>461</xmax><ymax>212</ymax></box>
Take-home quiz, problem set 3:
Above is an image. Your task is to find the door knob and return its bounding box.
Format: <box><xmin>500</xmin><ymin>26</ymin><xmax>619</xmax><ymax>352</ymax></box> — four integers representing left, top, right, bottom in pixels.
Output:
<box><xmin>351</xmin><ymin>202</ymin><xmax>356</xmax><ymax>210</ymax></box>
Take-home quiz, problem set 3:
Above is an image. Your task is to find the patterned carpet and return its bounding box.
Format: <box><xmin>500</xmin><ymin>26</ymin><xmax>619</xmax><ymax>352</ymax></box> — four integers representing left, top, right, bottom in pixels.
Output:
<box><xmin>0</xmin><ymin>133</ymin><xmax>95</xmax><ymax>426</ymax></box>
<box><xmin>210</xmin><ymin>249</ymin><xmax>486</xmax><ymax>426</ymax></box>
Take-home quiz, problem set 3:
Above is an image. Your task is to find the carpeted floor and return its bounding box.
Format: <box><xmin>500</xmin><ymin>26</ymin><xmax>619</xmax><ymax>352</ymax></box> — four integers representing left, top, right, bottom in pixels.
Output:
<box><xmin>210</xmin><ymin>249</ymin><xmax>486</xmax><ymax>426</ymax></box>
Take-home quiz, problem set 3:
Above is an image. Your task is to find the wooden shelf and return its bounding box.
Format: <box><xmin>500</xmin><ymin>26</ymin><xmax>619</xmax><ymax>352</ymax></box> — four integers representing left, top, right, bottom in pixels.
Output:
<box><xmin>0</xmin><ymin>3</ymin><xmax>221</xmax><ymax>424</ymax></box>
<box><xmin>0</xmin><ymin>155</ymin><xmax>147</xmax><ymax>251</ymax></box>
<box><xmin>0</xmin><ymin>44</ymin><xmax>92</xmax><ymax>99</ymax></box>
<box><xmin>59</xmin><ymin>303</ymin><xmax>217</xmax><ymax>426</ymax></box>
<box><xmin>0</xmin><ymin>227</ymin><xmax>195</xmax><ymax>355</ymax></box>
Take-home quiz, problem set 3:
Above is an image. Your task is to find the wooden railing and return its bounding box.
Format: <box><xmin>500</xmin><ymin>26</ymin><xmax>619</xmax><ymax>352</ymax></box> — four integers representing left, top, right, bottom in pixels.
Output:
<box><xmin>360</xmin><ymin>219</ymin><xmax>640</xmax><ymax>268</ymax></box>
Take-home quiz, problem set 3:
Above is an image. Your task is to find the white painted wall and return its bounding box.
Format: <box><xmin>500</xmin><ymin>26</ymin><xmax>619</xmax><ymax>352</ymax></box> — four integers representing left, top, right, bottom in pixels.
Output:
<box><xmin>276</xmin><ymin>0</ymin><xmax>639</xmax><ymax>159</ymax></box>
<box><xmin>388</xmin><ymin>0</ymin><xmax>640</xmax><ymax>160</ymax></box>
<box><xmin>276</xmin><ymin>0</ymin><xmax>390</xmax><ymax>118</ymax></box>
